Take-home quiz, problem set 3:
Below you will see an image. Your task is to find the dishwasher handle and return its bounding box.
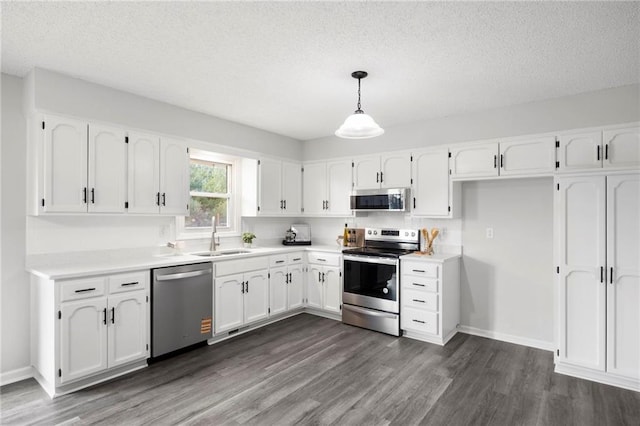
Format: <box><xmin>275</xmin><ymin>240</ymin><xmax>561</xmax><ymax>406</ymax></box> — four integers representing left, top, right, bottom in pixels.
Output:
<box><xmin>156</xmin><ymin>268</ymin><xmax>212</xmax><ymax>281</ymax></box>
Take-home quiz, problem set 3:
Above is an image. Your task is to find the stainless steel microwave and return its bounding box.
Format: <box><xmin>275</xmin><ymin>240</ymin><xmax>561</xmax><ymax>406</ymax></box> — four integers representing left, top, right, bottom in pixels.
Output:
<box><xmin>350</xmin><ymin>188</ymin><xmax>407</xmax><ymax>212</ymax></box>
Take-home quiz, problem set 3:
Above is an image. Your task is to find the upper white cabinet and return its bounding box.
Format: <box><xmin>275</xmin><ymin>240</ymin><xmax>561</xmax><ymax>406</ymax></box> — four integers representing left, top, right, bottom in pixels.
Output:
<box><xmin>450</xmin><ymin>137</ymin><xmax>556</xmax><ymax>180</ymax></box>
<box><xmin>40</xmin><ymin>115</ymin><xmax>126</xmax><ymax>213</ymax></box>
<box><xmin>31</xmin><ymin>114</ymin><xmax>189</xmax><ymax>216</ymax></box>
<box><xmin>557</xmin><ymin>126</ymin><xmax>640</xmax><ymax>173</ymax></box>
<box><xmin>555</xmin><ymin>173</ymin><xmax>640</xmax><ymax>390</ymax></box>
<box><xmin>353</xmin><ymin>153</ymin><xmax>411</xmax><ymax>190</ymax></box>
<box><xmin>127</xmin><ymin>133</ymin><xmax>189</xmax><ymax>215</ymax></box>
<box><xmin>411</xmin><ymin>147</ymin><xmax>454</xmax><ymax>217</ymax></box>
<box><xmin>257</xmin><ymin>158</ymin><xmax>302</xmax><ymax>216</ymax></box>
<box><xmin>302</xmin><ymin>159</ymin><xmax>352</xmax><ymax>216</ymax></box>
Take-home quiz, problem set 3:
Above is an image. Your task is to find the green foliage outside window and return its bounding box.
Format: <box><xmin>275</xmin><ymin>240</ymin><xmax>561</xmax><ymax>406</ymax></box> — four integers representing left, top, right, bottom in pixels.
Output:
<box><xmin>186</xmin><ymin>161</ymin><xmax>230</xmax><ymax>228</ymax></box>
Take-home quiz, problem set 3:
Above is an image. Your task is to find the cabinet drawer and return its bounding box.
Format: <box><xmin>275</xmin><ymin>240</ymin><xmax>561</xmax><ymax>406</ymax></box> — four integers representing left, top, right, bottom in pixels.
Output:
<box><xmin>402</xmin><ymin>289</ymin><xmax>438</xmax><ymax>312</ymax></box>
<box><xmin>269</xmin><ymin>255</ymin><xmax>288</xmax><ymax>268</ymax></box>
<box><xmin>402</xmin><ymin>260</ymin><xmax>439</xmax><ymax>278</ymax></box>
<box><xmin>109</xmin><ymin>271</ymin><xmax>149</xmax><ymax>294</ymax></box>
<box><xmin>401</xmin><ymin>308</ymin><xmax>438</xmax><ymax>335</ymax></box>
<box><xmin>287</xmin><ymin>253</ymin><xmax>304</xmax><ymax>265</ymax></box>
<box><xmin>307</xmin><ymin>252</ymin><xmax>340</xmax><ymax>267</ymax></box>
<box><xmin>402</xmin><ymin>275</ymin><xmax>439</xmax><ymax>293</ymax></box>
<box><xmin>60</xmin><ymin>277</ymin><xmax>107</xmax><ymax>302</ymax></box>
<box><xmin>216</xmin><ymin>256</ymin><xmax>269</xmax><ymax>277</ymax></box>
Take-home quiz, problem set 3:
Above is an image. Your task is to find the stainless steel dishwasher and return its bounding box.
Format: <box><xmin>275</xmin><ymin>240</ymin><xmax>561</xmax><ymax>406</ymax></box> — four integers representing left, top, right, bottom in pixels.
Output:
<box><xmin>151</xmin><ymin>262</ymin><xmax>213</xmax><ymax>358</ymax></box>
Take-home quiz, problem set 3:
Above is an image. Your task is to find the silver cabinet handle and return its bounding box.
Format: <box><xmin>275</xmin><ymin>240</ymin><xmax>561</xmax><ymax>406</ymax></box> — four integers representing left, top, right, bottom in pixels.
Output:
<box><xmin>156</xmin><ymin>269</ymin><xmax>212</xmax><ymax>281</ymax></box>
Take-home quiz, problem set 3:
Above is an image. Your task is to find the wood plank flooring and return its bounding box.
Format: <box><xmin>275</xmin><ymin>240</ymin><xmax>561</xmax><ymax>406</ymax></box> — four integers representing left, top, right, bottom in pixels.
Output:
<box><xmin>2</xmin><ymin>314</ymin><xmax>639</xmax><ymax>425</ymax></box>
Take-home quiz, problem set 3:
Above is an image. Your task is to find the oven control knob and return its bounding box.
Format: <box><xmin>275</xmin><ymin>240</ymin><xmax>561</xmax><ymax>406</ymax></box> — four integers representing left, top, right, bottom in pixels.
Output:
<box><xmin>382</xmin><ymin>288</ymin><xmax>389</xmax><ymax>294</ymax></box>
<box><xmin>373</xmin><ymin>230</ymin><xmax>378</xmax><ymax>235</ymax></box>
<box><xmin>411</xmin><ymin>232</ymin><xmax>416</xmax><ymax>237</ymax></box>
<box><xmin>405</xmin><ymin>231</ymin><xmax>409</xmax><ymax>236</ymax></box>
<box><xmin>367</xmin><ymin>230</ymin><xmax>372</xmax><ymax>235</ymax></box>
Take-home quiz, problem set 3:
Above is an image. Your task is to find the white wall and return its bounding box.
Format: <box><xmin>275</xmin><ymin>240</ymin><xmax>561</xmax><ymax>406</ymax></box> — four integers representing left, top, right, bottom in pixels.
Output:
<box><xmin>1</xmin><ymin>74</ymin><xmax>31</xmax><ymax>382</ymax></box>
<box><xmin>27</xmin><ymin>68</ymin><xmax>302</xmax><ymax>161</ymax></box>
<box><xmin>460</xmin><ymin>178</ymin><xmax>554</xmax><ymax>349</ymax></box>
<box><xmin>302</xmin><ymin>84</ymin><xmax>640</xmax><ymax>160</ymax></box>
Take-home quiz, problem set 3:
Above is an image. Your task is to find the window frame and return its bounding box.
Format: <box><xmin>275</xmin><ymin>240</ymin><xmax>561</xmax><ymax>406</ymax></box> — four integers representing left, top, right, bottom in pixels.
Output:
<box><xmin>176</xmin><ymin>149</ymin><xmax>241</xmax><ymax>239</ymax></box>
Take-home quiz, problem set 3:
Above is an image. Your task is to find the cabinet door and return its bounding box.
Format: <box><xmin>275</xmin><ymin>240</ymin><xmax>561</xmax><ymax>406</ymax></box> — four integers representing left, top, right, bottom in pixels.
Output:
<box><xmin>412</xmin><ymin>148</ymin><xmax>450</xmax><ymax>217</ymax></box>
<box><xmin>88</xmin><ymin>124</ymin><xmax>126</xmax><ymax>213</ymax></box>
<box><xmin>450</xmin><ymin>142</ymin><xmax>499</xmax><ymax>179</ymax></box>
<box><xmin>352</xmin><ymin>155</ymin><xmax>380</xmax><ymax>190</ymax></box>
<box><xmin>43</xmin><ymin>115</ymin><xmax>88</xmax><ymax>212</ymax></box>
<box><xmin>323</xmin><ymin>267</ymin><xmax>342</xmax><ymax>314</ymax></box>
<box><xmin>557</xmin><ymin>131</ymin><xmax>603</xmax><ymax>172</ymax></box>
<box><xmin>282</xmin><ymin>161</ymin><xmax>302</xmax><ymax>215</ymax></box>
<box><xmin>244</xmin><ymin>270</ymin><xmax>269</xmax><ymax>324</ymax></box>
<box><xmin>603</xmin><ymin>127</ymin><xmax>640</xmax><ymax>169</ymax></box>
<box><xmin>287</xmin><ymin>265</ymin><xmax>304</xmax><ymax>310</ymax></box>
<box><xmin>269</xmin><ymin>267</ymin><xmax>288</xmax><ymax>316</ymax></box>
<box><xmin>326</xmin><ymin>160</ymin><xmax>353</xmax><ymax>215</ymax></box>
<box><xmin>606</xmin><ymin>174</ymin><xmax>640</xmax><ymax>379</ymax></box>
<box><xmin>557</xmin><ymin>176</ymin><xmax>606</xmax><ymax>371</ymax></box>
<box><xmin>303</xmin><ymin>162</ymin><xmax>327</xmax><ymax>215</ymax></box>
<box><xmin>60</xmin><ymin>298</ymin><xmax>108</xmax><ymax>383</ymax></box>
<box><xmin>160</xmin><ymin>138</ymin><xmax>189</xmax><ymax>215</ymax></box>
<box><xmin>499</xmin><ymin>137</ymin><xmax>556</xmax><ymax>176</ymax></box>
<box><xmin>380</xmin><ymin>152</ymin><xmax>411</xmax><ymax>189</ymax></box>
<box><xmin>306</xmin><ymin>266</ymin><xmax>323</xmax><ymax>309</ymax></box>
<box><xmin>214</xmin><ymin>274</ymin><xmax>244</xmax><ymax>333</ymax></box>
<box><xmin>258</xmin><ymin>158</ymin><xmax>283</xmax><ymax>215</ymax></box>
<box><xmin>107</xmin><ymin>291</ymin><xmax>148</xmax><ymax>368</ymax></box>
<box><xmin>127</xmin><ymin>132</ymin><xmax>160</xmax><ymax>214</ymax></box>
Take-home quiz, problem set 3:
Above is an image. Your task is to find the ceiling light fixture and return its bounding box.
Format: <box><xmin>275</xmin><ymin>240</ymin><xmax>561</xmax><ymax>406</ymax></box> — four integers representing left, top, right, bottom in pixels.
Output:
<box><xmin>335</xmin><ymin>71</ymin><xmax>384</xmax><ymax>139</ymax></box>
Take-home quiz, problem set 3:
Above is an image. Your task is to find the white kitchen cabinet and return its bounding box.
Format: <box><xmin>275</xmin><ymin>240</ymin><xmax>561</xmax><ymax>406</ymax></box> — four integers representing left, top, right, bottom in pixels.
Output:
<box><xmin>59</xmin><ymin>298</ymin><xmax>108</xmax><ymax>383</ymax></box>
<box><xmin>88</xmin><ymin>124</ymin><xmax>127</xmax><ymax>213</ymax></box>
<box><xmin>215</xmin><ymin>257</ymin><xmax>270</xmax><ymax>333</ymax></box>
<box><xmin>127</xmin><ymin>133</ymin><xmax>189</xmax><ymax>215</ymax></box>
<box><xmin>605</xmin><ymin>175</ymin><xmax>640</xmax><ymax>380</ymax></box>
<box><xmin>31</xmin><ymin>270</ymin><xmax>150</xmax><ymax>397</ymax></box>
<box><xmin>269</xmin><ymin>253</ymin><xmax>305</xmax><ymax>316</ymax></box>
<box><xmin>302</xmin><ymin>159</ymin><xmax>352</xmax><ymax>216</ymax></box>
<box><xmin>557</xmin><ymin>131</ymin><xmax>603</xmax><ymax>172</ymax></box>
<box><xmin>555</xmin><ymin>173</ymin><xmax>640</xmax><ymax>391</ymax></box>
<box><xmin>603</xmin><ymin>126</ymin><xmax>640</xmax><ymax>170</ymax></box>
<box><xmin>411</xmin><ymin>147</ymin><xmax>455</xmax><ymax>217</ymax></box>
<box><xmin>306</xmin><ymin>252</ymin><xmax>342</xmax><ymax>315</ymax></box>
<box><xmin>352</xmin><ymin>153</ymin><xmax>411</xmax><ymax>190</ymax></box>
<box><xmin>257</xmin><ymin>158</ymin><xmax>302</xmax><ymax>215</ymax></box>
<box><xmin>39</xmin><ymin>115</ymin><xmax>127</xmax><ymax>214</ymax></box>
<box><xmin>400</xmin><ymin>256</ymin><xmax>460</xmax><ymax>345</ymax></box>
<box><xmin>450</xmin><ymin>137</ymin><xmax>555</xmax><ymax>179</ymax></box>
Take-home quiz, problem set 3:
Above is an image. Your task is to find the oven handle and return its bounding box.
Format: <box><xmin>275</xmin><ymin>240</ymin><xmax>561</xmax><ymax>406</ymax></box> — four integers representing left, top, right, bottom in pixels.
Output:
<box><xmin>343</xmin><ymin>254</ymin><xmax>398</xmax><ymax>266</ymax></box>
<box><xmin>342</xmin><ymin>304</ymin><xmax>398</xmax><ymax>319</ymax></box>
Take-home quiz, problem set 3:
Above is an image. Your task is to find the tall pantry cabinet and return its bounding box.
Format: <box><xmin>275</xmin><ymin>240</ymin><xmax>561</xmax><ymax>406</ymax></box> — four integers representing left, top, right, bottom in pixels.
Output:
<box><xmin>555</xmin><ymin>173</ymin><xmax>639</xmax><ymax>391</ymax></box>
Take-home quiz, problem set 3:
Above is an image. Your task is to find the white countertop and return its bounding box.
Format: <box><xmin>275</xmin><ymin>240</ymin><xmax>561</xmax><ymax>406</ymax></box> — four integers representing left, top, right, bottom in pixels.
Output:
<box><xmin>400</xmin><ymin>252</ymin><xmax>461</xmax><ymax>262</ymax></box>
<box><xmin>27</xmin><ymin>244</ymin><xmax>344</xmax><ymax>280</ymax></box>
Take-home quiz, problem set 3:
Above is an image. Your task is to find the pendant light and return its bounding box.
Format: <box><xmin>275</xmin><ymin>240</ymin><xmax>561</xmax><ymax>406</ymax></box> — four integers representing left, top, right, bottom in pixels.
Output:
<box><xmin>335</xmin><ymin>71</ymin><xmax>384</xmax><ymax>139</ymax></box>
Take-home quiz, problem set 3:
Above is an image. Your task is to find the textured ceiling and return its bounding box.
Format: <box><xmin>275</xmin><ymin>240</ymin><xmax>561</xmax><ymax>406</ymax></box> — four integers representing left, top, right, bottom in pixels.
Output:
<box><xmin>2</xmin><ymin>2</ymin><xmax>639</xmax><ymax>141</ymax></box>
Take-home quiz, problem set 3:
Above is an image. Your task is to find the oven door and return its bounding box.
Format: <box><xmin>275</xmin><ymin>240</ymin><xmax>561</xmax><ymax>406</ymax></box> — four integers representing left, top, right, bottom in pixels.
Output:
<box><xmin>343</xmin><ymin>254</ymin><xmax>399</xmax><ymax>313</ymax></box>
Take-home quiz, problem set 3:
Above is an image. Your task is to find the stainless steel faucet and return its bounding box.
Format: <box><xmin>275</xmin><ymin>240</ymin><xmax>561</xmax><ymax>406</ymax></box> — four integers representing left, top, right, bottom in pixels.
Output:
<box><xmin>209</xmin><ymin>216</ymin><xmax>220</xmax><ymax>252</ymax></box>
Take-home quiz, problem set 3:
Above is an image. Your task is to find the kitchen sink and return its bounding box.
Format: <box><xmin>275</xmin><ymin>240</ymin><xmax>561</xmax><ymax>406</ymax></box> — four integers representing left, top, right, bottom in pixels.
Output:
<box><xmin>191</xmin><ymin>250</ymin><xmax>251</xmax><ymax>257</ymax></box>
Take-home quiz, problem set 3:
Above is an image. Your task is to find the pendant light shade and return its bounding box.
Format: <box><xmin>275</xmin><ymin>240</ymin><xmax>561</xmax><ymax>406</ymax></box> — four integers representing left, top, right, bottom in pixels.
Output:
<box><xmin>335</xmin><ymin>71</ymin><xmax>384</xmax><ymax>139</ymax></box>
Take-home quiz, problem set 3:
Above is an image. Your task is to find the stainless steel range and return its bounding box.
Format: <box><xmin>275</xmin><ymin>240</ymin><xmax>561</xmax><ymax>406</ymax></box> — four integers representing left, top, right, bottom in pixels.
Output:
<box><xmin>342</xmin><ymin>228</ymin><xmax>419</xmax><ymax>336</ymax></box>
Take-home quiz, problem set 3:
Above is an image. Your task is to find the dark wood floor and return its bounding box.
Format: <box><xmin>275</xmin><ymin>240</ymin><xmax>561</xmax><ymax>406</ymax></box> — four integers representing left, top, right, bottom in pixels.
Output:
<box><xmin>2</xmin><ymin>314</ymin><xmax>639</xmax><ymax>425</ymax></box>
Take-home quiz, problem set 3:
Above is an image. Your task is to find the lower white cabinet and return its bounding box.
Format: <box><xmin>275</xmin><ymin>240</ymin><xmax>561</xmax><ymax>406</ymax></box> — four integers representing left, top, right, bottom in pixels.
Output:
<box><xmin>214</xmin><ymin>256</ymin><xmax>269</xmax><ymax>333</ymax></box>
<box><xmin>306</xmin><ymin>252</ymin><xmax>342</xmax><ymax>315</ymax></box>
<box><xmin>400</xmin><ymin>256</ymin><xmax>460</xmax><ymax>345</ymax></box>
<box><xmin>269</xmin><ymin>253</ymin><xmax>305</xmax><ymax>316</ymax></box>
<box><xmin>31</xmin><ymin>270</ymin><xmax>150</xmax><ymax>397</ymax></box>
<box><xmin>555</xmin><ymin>173</ymin><xmax>640</xmax><ymax>391</ymax></box>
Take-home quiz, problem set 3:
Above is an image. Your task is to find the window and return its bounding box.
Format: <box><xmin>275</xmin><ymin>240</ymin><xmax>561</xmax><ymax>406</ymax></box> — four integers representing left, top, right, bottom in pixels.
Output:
<box><xmin>178</xmin><ymin>149</ymin><xmax>239</xmax><ymax>237</ymax></box>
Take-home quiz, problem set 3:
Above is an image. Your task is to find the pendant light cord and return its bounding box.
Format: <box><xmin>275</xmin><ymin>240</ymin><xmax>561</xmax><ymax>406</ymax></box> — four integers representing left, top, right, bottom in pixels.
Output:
<box><xmin>356</xmin><ymin>77</ymin><xmax>362</xmax><ymax>113</ymax></box>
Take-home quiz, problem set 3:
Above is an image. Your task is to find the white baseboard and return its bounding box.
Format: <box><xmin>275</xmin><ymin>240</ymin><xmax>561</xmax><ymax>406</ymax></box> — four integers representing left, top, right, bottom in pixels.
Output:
<box><xmin>457</xmin><ymin>325</ymin><xmax>554</xmax><ymax>352</ymax></box>
<box><xmin>0</xmin><ymin>366</ymin><xmax>34</xmax><ymax>386</ymax></box>
<box><xmin>555</xmin><ymin>363</ymin><xmax>640</xmax><ymax>393</ymax></box>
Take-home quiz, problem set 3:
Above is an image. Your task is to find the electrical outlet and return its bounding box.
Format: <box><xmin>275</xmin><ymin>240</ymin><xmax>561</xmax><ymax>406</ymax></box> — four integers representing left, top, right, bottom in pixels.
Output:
<box><xmin>486</xmin><ymin>228</ymin><xmax>494</xmax><ymax>239</ymax></box>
